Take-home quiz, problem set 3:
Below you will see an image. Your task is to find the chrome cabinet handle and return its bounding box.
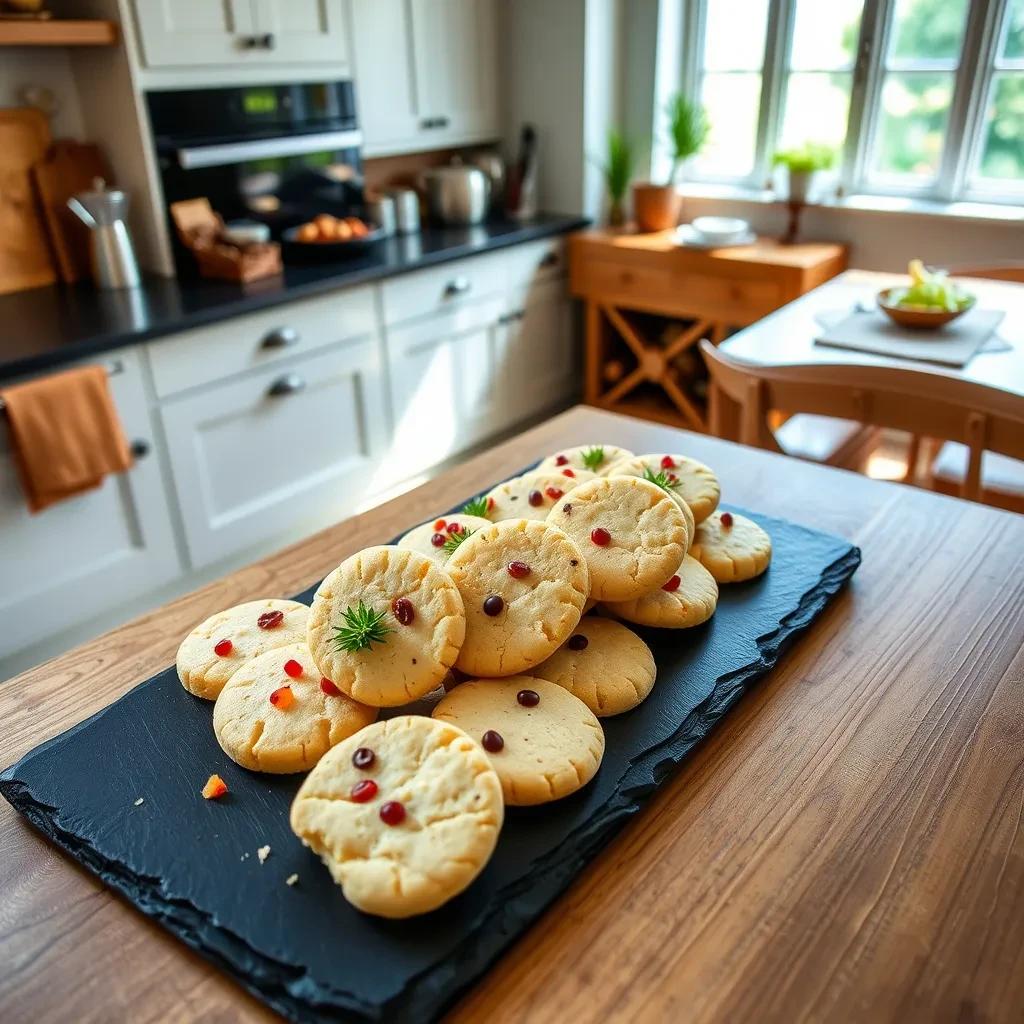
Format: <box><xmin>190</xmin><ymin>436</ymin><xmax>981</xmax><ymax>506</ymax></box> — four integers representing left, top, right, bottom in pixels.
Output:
<box><xmin>259</xmin><ymin>32</ymin><xmax>275</xmax><ymax>49</ymax></box>
<box><xmin>267</xmin><ymin>374</ymin><xmax>306</xmax><ymax>397</ymax></box>
<box><xmin>420</xmin><ymin>116</ymin><xmax>451</xmax><ymax>130</ymax></box>
<box><xmin>497</xmin><ymin>310</ymin><xmax>526</xmax><ymax>326</ymax></box>
<box><xmin>444</xmin><ymin>277</ymin><xmax>471</xmax><ymax>298</ymax></box>
<box><xmin>261</xmin><ymin>326</ymin><xmax>300</xmax><ymax>349</ymax></box>
<box><xmin>239</xmin><ymin>34</ymin><xmax>258</xmax><ymax>49</ymax></box>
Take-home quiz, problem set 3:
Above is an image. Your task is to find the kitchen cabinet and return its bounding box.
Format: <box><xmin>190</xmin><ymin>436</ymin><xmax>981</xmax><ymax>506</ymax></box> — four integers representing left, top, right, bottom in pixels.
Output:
<box><xmin>159</xmin><ymin>337</ymin><xmax>388</xmax><ymax>569</ymax></box>
<box><xmin>502</xmin><ymin>277</ymin><xmax>579</xmax><ymax>423</ymax></box>
<box><xmin>0</xmin><ymin>350</ymin><xmax>180</xmax><ymax>662</ymax></box>
<box><xmin>384</xmin><ymin>295</ymin><xmax>508</xmax><ymax>482</ymax></box>
<box><xmin>133</xmin><ymin>0</ymin><xmax>349</xmax><ymax>69</ymax></box>
<box><xmin>350</xmin><ymin>0</ymin><xmax>499</xmax><ymax>157</ymax></box>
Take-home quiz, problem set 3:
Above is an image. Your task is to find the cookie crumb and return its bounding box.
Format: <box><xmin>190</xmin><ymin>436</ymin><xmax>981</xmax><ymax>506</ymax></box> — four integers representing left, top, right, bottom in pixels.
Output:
<box><xmin>285</xmin><ymin>873</ymin><xmax>299</xmax><ymax>887</ymax></box>
<box><xmin>133</xmin><ymin>797</ymin><xmax>144</xmax><ymax>806</ymax></box>
<box><xmin>257</xmin><ymin>845</ymin><xmax>271</xmax><ymax>864</ymax></box>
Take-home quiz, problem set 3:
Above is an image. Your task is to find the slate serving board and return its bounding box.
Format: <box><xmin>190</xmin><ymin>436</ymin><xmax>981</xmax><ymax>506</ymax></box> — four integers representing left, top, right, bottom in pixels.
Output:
<box><xmin>1</xmin><ymin>500</ymin><xmax>859</xmax><ymax>1023</ymax></box>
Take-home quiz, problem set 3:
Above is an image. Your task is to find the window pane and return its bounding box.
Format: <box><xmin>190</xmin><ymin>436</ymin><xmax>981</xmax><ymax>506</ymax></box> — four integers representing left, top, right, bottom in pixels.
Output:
<box><xmin>1003</xmin><ymin>0</ymin><xmax>1024</xmax><ymax>59</ymax></box>
<box><xmin>695</xmin><ymin>73</ymin><xmax>762</xmax><ymax>177</ymax></box>
<box><xmin>780</xmin><ymin>71</ymin><xmax>853</xmax><ymax>149</ymax></box>
<box><xmin>703</xmin><ymin>0</ymin><xmax>768</xmax><ymax>71</ymax></box>
<box><xmin>976</xmin><ymin>73</ymin><xmax>1024</xmax><ymax>183</ymax></box>
<box><xmin>790</xmin><ymin>0</ymin><xmax>863</xmax><ymax>71</ymax></box>
<box><xmin>889</xmin><ymin>0</ymin><xmax>968</xmax><ymax>63</ymax></box>
<box><xmin>872</xmin><ymin>71</ymin><xmax>953</xmax><ymax>180</ymax></box>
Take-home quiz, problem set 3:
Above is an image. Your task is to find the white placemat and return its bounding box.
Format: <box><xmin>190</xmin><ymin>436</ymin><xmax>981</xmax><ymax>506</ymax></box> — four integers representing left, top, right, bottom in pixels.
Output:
<box><xmin>814</xmin><ymin>306</ymin><xmax>1007</xmax><ymax>368</ymax></box>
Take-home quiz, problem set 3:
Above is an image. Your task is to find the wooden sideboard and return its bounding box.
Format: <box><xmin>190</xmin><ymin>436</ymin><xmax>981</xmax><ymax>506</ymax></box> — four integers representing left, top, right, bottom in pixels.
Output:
<box><xmin>568</xmin><ymin>229</ymin><xmax>848</xmax><ymax>431</ymax></box>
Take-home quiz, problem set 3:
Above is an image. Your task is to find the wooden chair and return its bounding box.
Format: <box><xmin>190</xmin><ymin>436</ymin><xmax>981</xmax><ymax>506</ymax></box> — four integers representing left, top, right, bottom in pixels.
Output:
<box><xmin>701</xmin><ymin>340</ymin><xmax>1024</xmax><ymax>508</ymax></box>
<box><xmin>925</xmin><ymin>264</ymin><xmax>1024</xmax><ymax>507</ymax></box>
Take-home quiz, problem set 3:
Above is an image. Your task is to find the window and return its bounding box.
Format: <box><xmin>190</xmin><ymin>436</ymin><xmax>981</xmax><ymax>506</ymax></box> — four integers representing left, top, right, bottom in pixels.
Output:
<box><xmin>678</xmin><ymin>0</ymin><xmax>1024</xmax><ymax>203</ymax></box>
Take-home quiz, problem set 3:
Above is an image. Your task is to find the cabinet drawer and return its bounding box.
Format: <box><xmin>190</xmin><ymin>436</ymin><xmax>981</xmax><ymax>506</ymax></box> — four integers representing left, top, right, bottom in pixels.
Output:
<box><xmin>503</xmin><ymin>237</ymin><xmax>566</xmax><ymax>290</ymax></box>
<box><xmin>160</xmin><ymin>338</ymin><xmax>387</xmax><ymax>568</ymax></box>
<box><xmin>380</xmin><ymin>252</ymin><xmax>506</xmax><ymax>326</ymax></box>
<box><xmin>147</xmin><ymin>287</ymin><xmax>377</xmax><ymax>398</ymax></box>
<box><xmin>582</xmin><ymin>260</ymin><xmax>782</xmax><ymax>322</ymax></box>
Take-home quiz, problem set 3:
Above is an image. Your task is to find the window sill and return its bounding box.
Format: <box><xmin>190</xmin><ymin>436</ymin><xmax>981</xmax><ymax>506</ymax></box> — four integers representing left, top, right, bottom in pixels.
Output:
<box><xmin>676</xmin><ymin>183</ymin><xmax>1024</xmax><ymax>226</ymax></box>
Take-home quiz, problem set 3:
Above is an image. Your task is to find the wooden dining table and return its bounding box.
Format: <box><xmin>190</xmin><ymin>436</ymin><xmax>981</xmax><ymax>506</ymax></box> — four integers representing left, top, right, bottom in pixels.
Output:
<box><xmin>712</xmin><ymin>266</ymin><xmax>1024</xmax><ymax>438</ymax></box>
<box><xmin>2</xmin><ymin>405</ymin><xmax>1023</xmax><ymax>1023</ymax></box>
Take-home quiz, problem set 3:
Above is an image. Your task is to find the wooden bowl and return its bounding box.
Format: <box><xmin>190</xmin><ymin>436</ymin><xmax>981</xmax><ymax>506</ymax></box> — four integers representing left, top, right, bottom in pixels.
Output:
<box><xmin>877</xmin><ymin>287</ymin><xmax>975</xmax><ymax>330</ymax></box>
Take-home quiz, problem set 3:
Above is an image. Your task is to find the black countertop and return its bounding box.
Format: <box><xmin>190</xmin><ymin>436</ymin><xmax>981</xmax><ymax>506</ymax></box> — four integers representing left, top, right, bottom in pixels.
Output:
<box><xmin>0</xmin><ymin>214</ymin><xmax>588</xmax><ymax>384</ymax></box>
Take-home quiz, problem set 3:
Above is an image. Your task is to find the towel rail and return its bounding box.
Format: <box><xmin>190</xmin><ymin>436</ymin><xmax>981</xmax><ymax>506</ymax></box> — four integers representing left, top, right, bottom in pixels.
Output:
<box><xmin>0</xmin><ymin>360</ymin><xmax>125</xmax><ymax>414</ymax></box>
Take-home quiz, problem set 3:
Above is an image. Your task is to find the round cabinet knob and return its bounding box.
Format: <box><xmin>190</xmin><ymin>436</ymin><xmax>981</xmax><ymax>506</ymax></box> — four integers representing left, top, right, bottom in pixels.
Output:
<box><xmin>261</xmin><ymin>326</ymin><xmax>300</xmax><ymax>349</ymax></box>
<box><xmin>130</xmin><ymin>439</ymin><xmax>151</xmax><ymax>459</ymax></box>
<box><xmin>260</xmin><ymin>33</ymin><xmax>275</xmax><ymax>50</ymax></box>
<box><xmin>444</xmin><ymin>277</ymin><xmax>471</xmax><ymax>298</ymax></box>
<box><xmin>267</xmin><ymin>374</ymin><xmax>307</xmax><ymax>398</ymax></box>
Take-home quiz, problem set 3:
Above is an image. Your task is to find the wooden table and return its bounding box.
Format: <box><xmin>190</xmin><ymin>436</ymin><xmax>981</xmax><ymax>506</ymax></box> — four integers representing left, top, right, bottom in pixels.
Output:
<box><xmin>2</xmin><ymin>406</ymin><xmax>1023</xmax><ymax>1023</ymax></box>
<box><xmin>568</xmin><ymin>229</ymin><xmax>847</xmax><ymax>430</ymax></box>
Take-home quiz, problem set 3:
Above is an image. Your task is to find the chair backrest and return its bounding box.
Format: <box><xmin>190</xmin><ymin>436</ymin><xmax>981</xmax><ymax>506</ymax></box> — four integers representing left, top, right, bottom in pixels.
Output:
<box><xmin>950</xmin><ymin>263</ymin><xmax>1024</xmax><ymax>284</ymax></box>
<box><xmin>700</xmin><ymin>340</ymin><xmax>1024</xmax><ymax>502</ymax></box>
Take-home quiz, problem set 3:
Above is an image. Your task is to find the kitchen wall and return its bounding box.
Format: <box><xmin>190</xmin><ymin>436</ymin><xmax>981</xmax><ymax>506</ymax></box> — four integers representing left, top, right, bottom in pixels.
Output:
<box><xmin>0</xmin><ymin>49</ymin><xmax>84</xmax><ymax>139</ymax></box>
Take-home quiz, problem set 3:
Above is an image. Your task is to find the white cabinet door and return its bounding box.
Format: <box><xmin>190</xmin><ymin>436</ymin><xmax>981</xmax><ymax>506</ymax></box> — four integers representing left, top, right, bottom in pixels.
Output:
<box><xmin>409</xmin><ymin>0</ymin><xmax>499</xmax><ymax>145</ymax></box>
<box><xmin>503</xmin><ymin>278</ymin><xmax>579</xmax><ymax>423</ymax></box>
<box><xmin>349</xmin><ymin>0</ymin><xmax>420</xmax><ymax>155</ymax></box>
<box><xmin>385</xmin><ymin>296</ymin><xmax>507</xmax><ymax>483</ymax></box>
<box><xmin>0</xmin><ymin>349</ymin><xmax>181</xmax><ymax>662</ymax></box>
<box><xmin>133</xmin><ymin>0</ymin><xmax>256</xmax><ymax>67</ymax></box>
<box><xmin>351</xmin><ymin>0</ymin><xmax>499</xmax><ymax>156</ymax></box>
<box><xmin>251</xmin><ymin>0</ymin><xmax>350</xmax><ymax>65</ymax></box>
<box><xmin>160</xmin><ymin>338</ymin><xmax>387</xmax><ymax>569</ymax></box>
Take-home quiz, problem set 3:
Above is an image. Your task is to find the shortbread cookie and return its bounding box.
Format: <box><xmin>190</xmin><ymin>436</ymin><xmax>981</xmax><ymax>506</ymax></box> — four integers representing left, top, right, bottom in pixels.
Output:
<box><xmin>629</xmin><ymin>454</ymin><xmax>720</xmax><ymax>524</ymax></box>
<box><xmin>603</xmin><ymin>554</ymin><xmax>718</xmax><ymax>628</ymax></box>
<box><xmin>290</xmin><ymin>716</ymin><xmax>503</xmax><ymax>918</ymax></box>
<box><xmin>433</xmin><ymin>677</ymin><xmax>604</xmax><ymax>805</ymax></box>
<box><xmin>177</xmin><ymin>599</ymin><xmax>309</xmax><ymax>700</ymax></box>
<box><xmin>547</xmin><ymin>476</ymin><xmax>687</xmax><ymax>602</ymax></box>
<box><xmin>213</xmin><ymin>643</ymin><xmax>376</xmax><ymax>773</ymax></box>
<box><xmin>537</xmin><ymin>443</ymin><xmax>634</xmax><ymax>477</ymax></box>
<box><xmin>397</xmin><ymin>513</ymin><xmax>491</xmax><ymax>565</ymax></box>
<box><xmin>485</xmin><ymin>470</ymin><xmax>592</xmax><ymax>522</ymax></box>
<box><xmin>609</xmin><ymin>455</ymin><xmax>696</xmax><ymax>547</ymax></box>
<box><xmin>446</xmin><ymin>519</ymin><xmax>589</xmax><ymax>676</ymax></box>
<box><xmin>691</xmin><ymin>510</ymin><xmax>771</xmax><ymax>582</ymax></box>
<box><xmin>307</xmin><ymin>546</ymin><xmax>466</xmax><ymax>707</ymax></box>
<box><xmin>531</xmin><ymin>617</ymin><xmax>656</xmax><ymax>716</ymax></box>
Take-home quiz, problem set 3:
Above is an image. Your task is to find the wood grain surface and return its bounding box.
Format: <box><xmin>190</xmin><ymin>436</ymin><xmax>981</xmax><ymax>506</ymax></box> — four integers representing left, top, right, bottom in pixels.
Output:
<box><xmin>1</xmin><ymin>406</ymin><xmax>1023</xmax><ymax>1024</ymax></box>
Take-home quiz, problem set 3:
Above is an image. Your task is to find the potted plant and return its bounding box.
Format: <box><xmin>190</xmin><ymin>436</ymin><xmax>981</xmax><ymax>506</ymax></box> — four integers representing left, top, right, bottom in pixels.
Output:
<box><xmin>771</xmin><ymin>143</ymin><xmax>836</xmax><ymax>203</ymax></box>
<box><xmin>633</xmin><ymin>92</ymin><xmax>709</xmax><ymax>232</ymax></box>
<box><xmin>597</xmin><ymin>129</ymin><xmax>635</xmax><ymax>227</ymax></box>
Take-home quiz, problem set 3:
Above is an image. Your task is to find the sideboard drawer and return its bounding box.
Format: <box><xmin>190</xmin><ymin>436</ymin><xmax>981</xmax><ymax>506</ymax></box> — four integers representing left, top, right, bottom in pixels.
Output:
<box><xmin>582</xmin><ymin>260</ymin><xmax>782</xmax><ymax>323</ymax></box>
<box><xmin>147</xmin><ymin>287</ymin><xmax>377</xmax><ymax>398</ymax></box>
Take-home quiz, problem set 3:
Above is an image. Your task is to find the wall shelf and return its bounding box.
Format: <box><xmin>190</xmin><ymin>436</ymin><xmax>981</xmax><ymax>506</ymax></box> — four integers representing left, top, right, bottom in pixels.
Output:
<box><xmin>0</xmin><ymin>19</ymin><xmax>118</xmax><ymax>47</ymax></box>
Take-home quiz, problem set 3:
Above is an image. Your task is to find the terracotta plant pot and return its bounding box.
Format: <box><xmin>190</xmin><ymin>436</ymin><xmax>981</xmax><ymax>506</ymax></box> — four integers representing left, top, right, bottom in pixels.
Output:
<box><xmin>632</xmin><ymin>182</ymin><xmax>681</xmax><ymax>232</ymax></box>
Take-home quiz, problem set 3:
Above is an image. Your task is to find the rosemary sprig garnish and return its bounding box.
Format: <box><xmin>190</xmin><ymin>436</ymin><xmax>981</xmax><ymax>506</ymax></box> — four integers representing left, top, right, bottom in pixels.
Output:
<box><xmin>461</xmin><ymin>494</ymin><xmax>491</xmax><ymax>517</ymax></box>
<box><xmin>332</xmin><ymin>602</ymin><xmax>392</xmax><ymax>653</ymax></box>
<box><xmin>442</xmin><ymin>527</ymin><xmax>475</xmax><ymax>554</ymax></box>
<box><xmin>643</xmin><ymin>465</ymin><xmax>680</xmax><ymax>493</ymax></box>
<box><xmin>581</xmin><ymin>446</ymin><xmax>605</xmax><ymax>471</ymax></box>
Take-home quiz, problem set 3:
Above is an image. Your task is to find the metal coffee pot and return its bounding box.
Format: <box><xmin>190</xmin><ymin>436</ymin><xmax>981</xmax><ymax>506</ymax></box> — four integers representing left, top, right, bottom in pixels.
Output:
<box><xmin>67</xmin><ymin>178</ymin><xmax>141</xmax><ymax>289</ymax></box>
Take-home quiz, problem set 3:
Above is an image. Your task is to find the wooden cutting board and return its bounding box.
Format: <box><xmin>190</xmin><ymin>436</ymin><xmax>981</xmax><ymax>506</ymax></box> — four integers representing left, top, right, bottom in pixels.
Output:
<box><xmin>0</xmin><ymin>107</ymin><xmax>55</xmax><ymax>295</ymax></box>
<box><xmin>32</xmin><ymin>140</ymin><xmax>112</xmax><ymax>284</ymax></box>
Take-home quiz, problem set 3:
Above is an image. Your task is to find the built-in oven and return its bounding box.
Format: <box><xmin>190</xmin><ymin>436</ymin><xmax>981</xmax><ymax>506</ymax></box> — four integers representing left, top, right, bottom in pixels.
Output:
<box><xmin>147</xmin><ymin>81</ymin><xmax>364</xmax><ymax>275</ymax></box>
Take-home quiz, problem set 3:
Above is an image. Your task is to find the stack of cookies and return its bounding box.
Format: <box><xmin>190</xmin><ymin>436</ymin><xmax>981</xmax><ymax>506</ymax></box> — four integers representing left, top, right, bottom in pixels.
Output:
<box><xmin>174</xmin><ymin>442</ymin><xmax>771</xmax><ymax>918</ymax></box>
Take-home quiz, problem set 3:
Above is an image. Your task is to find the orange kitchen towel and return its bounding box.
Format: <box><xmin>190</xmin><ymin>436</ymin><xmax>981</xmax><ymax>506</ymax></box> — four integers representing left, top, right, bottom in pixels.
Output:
<box><xmin>0</xmin><ymin>365</ymin><xmax>133</xmax><ymax>513</ymax></box>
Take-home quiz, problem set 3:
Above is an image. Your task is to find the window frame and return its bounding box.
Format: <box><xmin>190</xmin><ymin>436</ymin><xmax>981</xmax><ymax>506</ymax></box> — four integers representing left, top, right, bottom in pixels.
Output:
<box><xmin>678</xmin><ymin>0</ymin><xmax>1021</xmax><ymax>205</ymax></box>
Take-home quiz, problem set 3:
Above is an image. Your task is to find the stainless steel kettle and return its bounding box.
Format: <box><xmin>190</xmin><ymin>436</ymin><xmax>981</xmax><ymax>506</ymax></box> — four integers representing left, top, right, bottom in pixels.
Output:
<box><xmin>67</xmin><ymin>178</ymin><xmax>141</xmax><ymax>290</ymax></box>
<box><xmin>421</xmin><ymin>162</ymin><xmax>490</xmax><ymax>226</ymax></box>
